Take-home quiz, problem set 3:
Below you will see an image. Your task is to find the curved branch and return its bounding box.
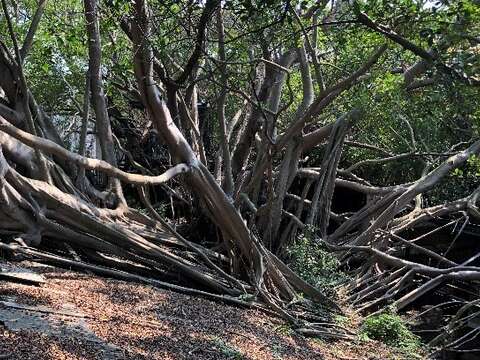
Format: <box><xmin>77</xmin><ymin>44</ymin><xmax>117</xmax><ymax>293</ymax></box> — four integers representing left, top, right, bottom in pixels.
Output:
<box><xmin>174</xmin><ymin>0</ymin><xmax>219</xmax><ymax>85</ymax></box>
<box><xmin>20</xmin><ymin>0</ymin><xmax>47</xmax><ymax>61</ymax></box>
<box><xmin>280</xmin><ymin>45</ymin><xmax>386</xmax><ymax>149</ymax></box>
<box><xmin>0</xmin><ymin>117</ymin><xmax>189</xmax><ymax>185</ymax></box>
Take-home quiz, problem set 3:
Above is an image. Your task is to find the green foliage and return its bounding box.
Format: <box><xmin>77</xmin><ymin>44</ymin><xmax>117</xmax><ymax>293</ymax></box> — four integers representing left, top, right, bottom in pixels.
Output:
<box><xmin>427</xmin><ymin>154</ymin><xmax>480</xmax><ymax>205</ymax></box>
<box><xmin>334</xmin><ymin>314</ymin><xmax>349</xmax><ymax>326</ymax></box>
<box><xmin>269</xmin><ymin>343</ymin><xmax>284</xmax><ymax>360</ymax></box>
<box><xmin>359</xmin><ymin>311</ymin><xmax>421</xmax><ymax>357</ymax></box>
<box><xmin>238</xmin><ymin>293</ymin><xmax>255</xmax><ymax>302</ymax></box>
<box><xmin>287</xmin><ymin>227</ymin><xmax>347</xmax><ymax>295</ymax></box>
<box><xmin>135</xmin><ymin>202</ymin><xmax>169</xmax><ymax>218</ymax></box>
<box><xmin>152</xmin><ymin>203</ymin><xmax>169</xmax><ymax>218</ymax></box>
<box><xmin>274</xmin><ymin>323</ymin><xmax>294</xmax><ymax>336</ymax></box>
<box><xmin>467</xmin><ymin>154</ymin><xmax>480</xmax><ymax>175</ymax></box>
<box><xmin>8</xmin><ymin>0</ymin><xmax>477</xmax><ymax>187</ymax></box>
<box><xmin>211</xmin><ymin>337</ymin><xmax>245</xmax><ymax>359</ymax></box>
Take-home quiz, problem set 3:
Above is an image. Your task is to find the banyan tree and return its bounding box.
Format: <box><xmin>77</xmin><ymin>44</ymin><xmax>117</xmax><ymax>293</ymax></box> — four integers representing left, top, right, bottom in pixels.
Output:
<box><xmin>0</xmin><ymin>0</ymin><xmax>479</xmax><ymax>351</ymax></box>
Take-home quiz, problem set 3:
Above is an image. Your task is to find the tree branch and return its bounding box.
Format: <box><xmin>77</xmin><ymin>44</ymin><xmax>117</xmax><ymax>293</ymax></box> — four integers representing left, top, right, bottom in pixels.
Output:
<box><xmin>20</xmin><ymin>0</ymin><xmax>47</xmax><ymax>61</ymax></box>
<box><xmin>0</xmin><ymin>117</ymin><xmax>189</xmax><ymax>185</ymax></box>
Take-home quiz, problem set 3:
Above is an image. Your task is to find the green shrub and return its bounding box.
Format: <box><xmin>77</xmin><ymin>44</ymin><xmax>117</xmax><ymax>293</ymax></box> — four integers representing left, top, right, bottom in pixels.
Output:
<box><xmin>211</xmin><ymin>337</ymin><xmax>245</xmax><ymax>359</ymax></box>
<box><xmin>359</xmin><ymin>312</ymin><xmax>421</xmax><ymax>354</ymax></box>
<box><xmin>287</xmin><ymin>227</ymin><xmax>347</xmax><ymax>295</ymax></box>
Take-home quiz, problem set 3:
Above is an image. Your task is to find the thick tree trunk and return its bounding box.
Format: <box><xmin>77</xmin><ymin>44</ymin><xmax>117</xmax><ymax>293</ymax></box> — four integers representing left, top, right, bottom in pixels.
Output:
<box><xmin>129</xmin><ymin>0</ymin><xmax>338</xmax><ymax>314</ymax></box>
<box><xmin>84</xmin><ymin>0</ymin><xmax>125</xmax><ymax>204</ymax></box>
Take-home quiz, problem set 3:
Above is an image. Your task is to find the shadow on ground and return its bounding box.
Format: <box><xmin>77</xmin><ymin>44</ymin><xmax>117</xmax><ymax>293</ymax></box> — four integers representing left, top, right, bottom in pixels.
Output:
<box><xmin>0</xmin><ymin>262</ymin><xmax>396</xmax><ymax>359</ymax></box>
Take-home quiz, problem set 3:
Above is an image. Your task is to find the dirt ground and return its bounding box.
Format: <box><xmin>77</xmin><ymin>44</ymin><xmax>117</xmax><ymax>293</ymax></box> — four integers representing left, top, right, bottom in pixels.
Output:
<box><xmin>0</xmin><ymin>261</ymin><xmax>404</xmax><ymax>360</ymax></box>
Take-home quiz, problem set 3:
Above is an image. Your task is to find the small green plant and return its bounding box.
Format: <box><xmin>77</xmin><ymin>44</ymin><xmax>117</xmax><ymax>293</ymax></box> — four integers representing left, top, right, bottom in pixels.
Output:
<box><xmin>274</xmin><ymin>324</ymin><xmax>294</xmax><ymax>336</ymax></box>
<box><xmin>287</xmin><ymin>226</ymin><xmax>347</xmax><ymax>295</ymax></box>
<box><xmin>238</xmin><ymin>293</ymin><xmax>255</xmax><ymax>302</ymax></box>
<box><xmin>270</xmin><ymin>344</ymin><xmax>284</xmax><ymax>359</ymax></box>
<box><xmin>153</xmin><ymin>203</ymin><xmax>169</xmax><ymax>217</ymax></box>
<box><xmin>334</xmin><ymin>314</ymin><xmax>349</xmax><ymax>326</ymax></box>
<box><xmin>211</xmin><ymin>337</ymin><xmax>245</xmax><ymax>359</ymax></box>
<box><xmin>137</xmin><ymin>203</ymin><xmax>169</xmax><ymax>217</ymax></box>
<box><xmin>359</xmin><ymin>312</ymin><xmax>421</xmax><ymax>356</ymax></box>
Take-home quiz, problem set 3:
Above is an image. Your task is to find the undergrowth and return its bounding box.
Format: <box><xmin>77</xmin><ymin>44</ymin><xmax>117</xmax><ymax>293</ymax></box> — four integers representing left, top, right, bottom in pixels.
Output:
<box><xmin>211</xmin><ymin>337</ymin><xmax>245</xmax><ymax>359</ymax></box>
<box><xmin>359</xmin><ymin>310</ymin><xmax>423</xmax><ymax>358</ymax></box>
<box><xmin>287</xmin><ymin>226</ymin><xmax>347</xmax><ymax>296</ymax></box>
